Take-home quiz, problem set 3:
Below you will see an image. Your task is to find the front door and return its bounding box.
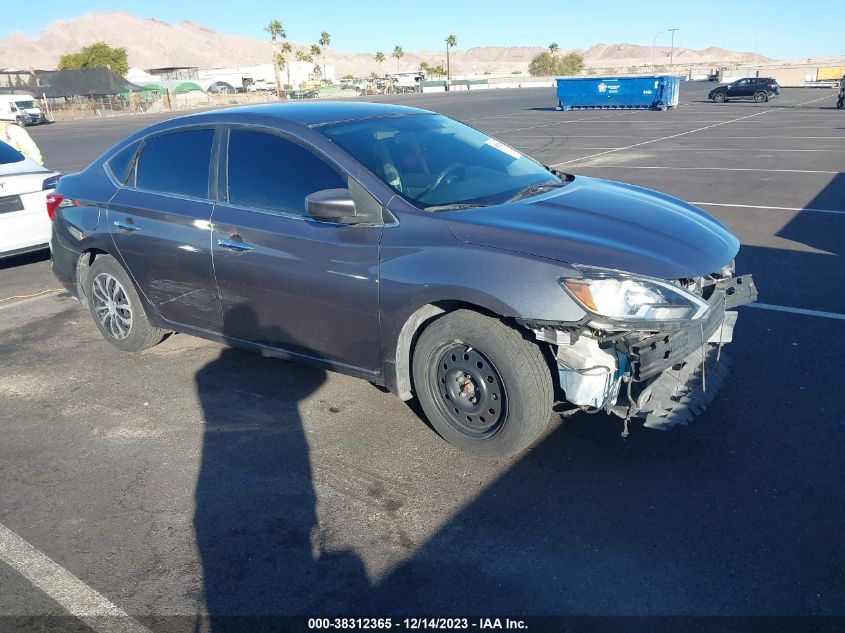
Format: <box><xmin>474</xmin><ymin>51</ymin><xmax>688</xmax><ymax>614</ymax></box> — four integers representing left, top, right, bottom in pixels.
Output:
<box><xmin>211</xmin><ymin>127</ymin><xmax>382</xmax><ymax>373</ymax></box>
<box><xmin>733</xmin><ymin>79</ymin><xmax>752</xmax><ymax>97</ymax></box>
<box><xmin>108</xmin><ymin>127</ymin><xmax>220</xmax><ymax>329</ymax></box>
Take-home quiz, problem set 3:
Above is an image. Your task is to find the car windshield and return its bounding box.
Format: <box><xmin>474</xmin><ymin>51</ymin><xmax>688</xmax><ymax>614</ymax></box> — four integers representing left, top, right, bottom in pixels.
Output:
<box><xmin>15</xmin><ymin>100</ymin><xmax>36</xmax><ymax>109</ymax></box>
<box><xmin>319</xmin><ymin>113</ymin><xmax>564</xmax><ymax>209</ymax></box>
<box><xmin>0</xmin><ymin>140</ymin><xmax>25</xmax><ymax>164</ymax></box>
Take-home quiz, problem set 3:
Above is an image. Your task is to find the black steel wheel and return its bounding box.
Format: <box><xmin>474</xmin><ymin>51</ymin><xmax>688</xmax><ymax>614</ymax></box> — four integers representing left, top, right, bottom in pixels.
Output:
<box><xmin>412</xmin><ymin>310</ymin><xmax>553</xmax><ymax>459</ymax></box>
<box><xmin>433</xmin><ymin>343</ymin><xmax>507</xmax><ymax>440</ymax></box>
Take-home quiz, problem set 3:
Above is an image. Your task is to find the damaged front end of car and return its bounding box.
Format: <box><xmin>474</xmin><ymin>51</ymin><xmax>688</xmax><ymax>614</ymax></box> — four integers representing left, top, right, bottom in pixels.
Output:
<box><xmin>519</xmin><ymin>262</ymin><xmax>757</xmax><ymax>435</ymax></box>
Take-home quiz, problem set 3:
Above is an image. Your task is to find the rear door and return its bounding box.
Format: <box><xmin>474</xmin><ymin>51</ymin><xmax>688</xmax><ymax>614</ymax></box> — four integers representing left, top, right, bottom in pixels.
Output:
<box><xmin>210</xmin><ymin>126</ymin><xmax>383</xmax><ymax>372</ymax></box>
<box><xmin>107</xmin><ymin>127</ymin><xmax>221</xmax><ymax>330</ymax></box>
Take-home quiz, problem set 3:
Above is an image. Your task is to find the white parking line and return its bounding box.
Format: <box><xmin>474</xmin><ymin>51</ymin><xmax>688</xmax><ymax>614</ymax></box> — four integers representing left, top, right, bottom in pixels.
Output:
<box><xmin>506</xmin><ymin>135</ymin><xmax>845</xmax><ymax>139</ymax></box>
<box><xmin>573</xmin><ymin>165</ymin><xmax>838</xmax><ymax>174</ymax></box>
<box><xmin>525</xmin><ymin>147</ymin><xmax>845</xmax><ymax>153</ymax></box>
<box><xmin>692</xmin><ymin>202</ymin><xmax>845</xmax><ymax>216</ymax></box>
<box><xmin>0</xmin><ymin>289</ymin><xmax>63</xmax><ymax>311</ymax></box>
<box><xmin>550</xmin><ymin>93</ymin><xmax>837</xmax><ymax>167</ymax></box>
<box><xmin>744</xmin><ymin>303</ymin><xmax>845</xmax><ymax>321</ymax></box>
<box><xmin>611</xmin><ymin>148</ymin><xmax>845</xmax><ymax>152</ymax></box>
<box><xmin>551</xmin><ymin>108</ymin><xmax>777</xmax><ymax>166</ymax></box>
<box><xmin>496</xmin><ymin>110</ymin><xmax>655</xmax><ymax>134</ymax></box>
<box><xmin>0</xmin><ymin>522</ymin><xmax>152</xmax><ymax>633</ymax></box>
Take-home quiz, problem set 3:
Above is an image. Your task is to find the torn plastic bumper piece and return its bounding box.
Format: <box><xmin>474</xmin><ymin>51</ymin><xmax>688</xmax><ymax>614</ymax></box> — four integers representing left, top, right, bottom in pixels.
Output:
<box><xmin>638</xmin><ymin>346</ymin><xmax>730</xmax><ymax>430</ymax></box>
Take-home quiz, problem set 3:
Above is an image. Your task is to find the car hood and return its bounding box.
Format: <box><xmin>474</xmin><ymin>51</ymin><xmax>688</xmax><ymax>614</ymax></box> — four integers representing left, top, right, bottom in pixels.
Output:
<box><xmin>442</xmin><ymin>176</ymin><xmax>739</xmax><ymax>279</ymax></box>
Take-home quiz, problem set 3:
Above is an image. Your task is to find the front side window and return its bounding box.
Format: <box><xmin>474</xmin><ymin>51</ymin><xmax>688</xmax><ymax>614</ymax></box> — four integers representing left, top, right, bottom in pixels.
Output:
<box><xmin>226</xmin><ymin>129</ymin><xmax>346</xmax><ymax>215</ymax></box>
<box><xmin>319</xmin><ymin>113</ymin><xmax>563</xmax><ymax>209</ymax></box>
<box><xmin>136</xmin><ymin>129</ymin><xmax>214</xmax><ymax>198</ymax></box>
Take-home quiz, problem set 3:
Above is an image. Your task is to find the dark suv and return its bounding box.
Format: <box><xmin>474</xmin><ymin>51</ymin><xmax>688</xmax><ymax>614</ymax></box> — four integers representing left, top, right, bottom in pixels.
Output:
<box><xmin>50</xmin><ymin>103</ymin><xmax>756</xmax><ymax>458</ymax></box>
<box><xmin>709</xmin><ymin>77</ymin><xmax>780</xmax><ymax>103</ymax></box>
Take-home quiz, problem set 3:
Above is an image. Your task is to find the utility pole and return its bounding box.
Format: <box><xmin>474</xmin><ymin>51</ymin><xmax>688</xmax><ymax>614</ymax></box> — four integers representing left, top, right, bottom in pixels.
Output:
<box><xmin>652</xmin><ymin>31</ymin><xmax>663</xmax><ymax>71</ymax></box>
<box><xmin>668</xmin><ymin>28</ymin><xmax>679</xmax><ymax>71</ymax></box>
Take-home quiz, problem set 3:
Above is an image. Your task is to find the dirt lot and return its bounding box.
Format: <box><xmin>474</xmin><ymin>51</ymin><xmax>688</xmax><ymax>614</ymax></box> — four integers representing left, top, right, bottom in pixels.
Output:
<box><xmin>1</xmin><ymin>83</ymin><xmax>844</xmax><ymax>631</ymax></box>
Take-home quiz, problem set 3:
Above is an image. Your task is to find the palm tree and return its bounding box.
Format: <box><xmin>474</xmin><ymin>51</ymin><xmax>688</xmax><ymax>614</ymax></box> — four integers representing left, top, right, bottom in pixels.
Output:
<box><xmin>264</xmin><ymin>19</ymin><xmax>286</xmax><ymax>98</ymax></box>
<box><xmin>275</xmin><ymin>52</ymin><xmax>287</xmax><ymax>91</ymax></box>
<box><xmin>309</xmin><ymin>44</ymin><xmax>322</xmax><ymax>81</ymax></box>
<box><xmin>549</xmin><ymin>42</ymin><xmax>559</xmax><ymax>55</ymax></box>
<box><xmin>319</xmin><ymin>31</ymin><xmax>331</xmax><ymax>80</ymax></box>
<box><xmin>374</xmin><ymin>51</ymin><xmax>385</xmax><ymax>77</ymax></box>
<box><xmin>393</xmin><ymin>45</ymin><xmax>404</xmax><ymax>72</ymax></box>
<box><xmin>445</xmin><ymin>33</ymin><xmax>457</xmax><ymax>88</ymax></box>
<box><xmin>296</xmin><ymin>51</ymin><xmax>313</xmax><ymax>63</ymax></box>
<box><xmin>280</xmin><ymin>41</ymin><xmax>292</xmax><ymax>88</ymax></box>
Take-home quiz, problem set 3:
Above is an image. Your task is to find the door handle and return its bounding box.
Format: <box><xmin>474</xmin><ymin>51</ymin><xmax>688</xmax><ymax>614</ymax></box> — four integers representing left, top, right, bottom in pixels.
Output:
<box><xmin>114</xmin><ymin>219</ymin><xmax>140</xmax><ymax>232</ymax></box>
<box><xmin>217</xmin><ymin>238</ymin><xmax>254</xmax><ymax>252</ymax></box>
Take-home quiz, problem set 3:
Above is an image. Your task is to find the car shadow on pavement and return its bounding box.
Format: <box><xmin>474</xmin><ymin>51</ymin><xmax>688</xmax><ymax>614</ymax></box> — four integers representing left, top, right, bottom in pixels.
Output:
<box><xmin>192</xmin><ymin>168</ymin><xmax>845</xmax><ymax>620</ymax></box>
<box><xmin>193</xmin><ymin>304</ymin><xmax>369</xmax><ymax>629</ymax></box>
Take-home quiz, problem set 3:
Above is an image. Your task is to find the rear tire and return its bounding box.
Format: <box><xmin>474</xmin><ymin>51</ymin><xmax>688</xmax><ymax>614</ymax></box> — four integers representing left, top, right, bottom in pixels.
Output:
<box><xmin>713</xmin><ymin>92</ymin><xmax>727</xmax><ymax>103</ymax></box>
<box><xmin>86</xmin><ymin>255</ymin><xmax>167</xmax><ymax>352</ymax></box>
<box><xmin>412</xmin><ymin>310</ymin><xmax>554</xmax><ymax>459</ymax></box>
<box><xmin>754</xmin><ymin>91</ymin><xmax>768</xmax><ymax>103</ymax></box>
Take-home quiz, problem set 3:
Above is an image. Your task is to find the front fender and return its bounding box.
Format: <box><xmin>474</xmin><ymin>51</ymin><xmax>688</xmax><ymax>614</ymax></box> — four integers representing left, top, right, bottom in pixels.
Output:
<box><xmin>378</xmin><ymin>210</ymin><xmax>588</xmax><ymax>397</ymax></box>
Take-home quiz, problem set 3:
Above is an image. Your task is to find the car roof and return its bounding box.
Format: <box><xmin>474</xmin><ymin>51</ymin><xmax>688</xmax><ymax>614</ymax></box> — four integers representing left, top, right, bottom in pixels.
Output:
<box><xmin>177</xmin><ymin>101</ymin><xmax>433</xmax><ymax>128</ymax></box>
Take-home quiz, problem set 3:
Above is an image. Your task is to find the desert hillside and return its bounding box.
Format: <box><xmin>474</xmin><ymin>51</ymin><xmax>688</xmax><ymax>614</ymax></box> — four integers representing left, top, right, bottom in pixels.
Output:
<box><xmin>0</xmin><ymin>11</ymin><xmax>769</xmax><ymax>76</ymax></box>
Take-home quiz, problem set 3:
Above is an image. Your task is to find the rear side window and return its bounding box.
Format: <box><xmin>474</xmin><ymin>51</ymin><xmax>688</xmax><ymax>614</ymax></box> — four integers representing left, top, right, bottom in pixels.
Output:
<box><xmin>0</xmin><ymin>141</ymin><xmax>24</xmax><ymax>164</ymax></box>
<box><xmin>136</xmin><ymin>129</ymin><xmax>214</xmax><ymax>198</ymax></box>
<box><xmin>107</xmin><ymin>142</ymin><xmax>139</xmax><ymax>185</ymax></box>
<box><xmin>226</xmin><ymin>129</ymin><xmax>346</xmax><ymax>215</ymax></box>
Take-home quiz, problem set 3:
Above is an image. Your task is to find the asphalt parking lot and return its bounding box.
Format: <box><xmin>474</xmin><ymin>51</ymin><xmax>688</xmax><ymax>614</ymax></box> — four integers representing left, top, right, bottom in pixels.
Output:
<box><xmin>1</xmin><ymin>82</ymin><xmax>844</xmax><ymax>630</ymax></box>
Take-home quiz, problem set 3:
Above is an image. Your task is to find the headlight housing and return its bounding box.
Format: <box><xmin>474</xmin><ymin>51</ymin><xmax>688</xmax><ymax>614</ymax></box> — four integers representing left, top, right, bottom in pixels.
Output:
<box><xmin>559</xmin><ymin>267</ymin><xmax>709</xmax><ymax>325</ymax></box>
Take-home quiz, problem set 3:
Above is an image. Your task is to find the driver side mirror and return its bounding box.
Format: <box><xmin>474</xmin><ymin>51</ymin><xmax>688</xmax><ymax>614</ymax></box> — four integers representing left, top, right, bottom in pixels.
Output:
<box><xmin>305</xmin><ymin>188</ymin><xmax>357</xmax><ymax>221</ymax></box>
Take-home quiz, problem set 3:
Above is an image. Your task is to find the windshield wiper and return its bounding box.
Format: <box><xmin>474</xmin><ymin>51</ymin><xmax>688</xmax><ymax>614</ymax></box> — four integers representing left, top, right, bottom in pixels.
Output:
<box><xmin>505</xmin><ymin>179</ymin><xmax>568</xmax><ymax>203</ymax></box>
<box><xmin>424</xmin><ymin>203</ymin><xmax>489</xmax><ymax>212</ymax></box>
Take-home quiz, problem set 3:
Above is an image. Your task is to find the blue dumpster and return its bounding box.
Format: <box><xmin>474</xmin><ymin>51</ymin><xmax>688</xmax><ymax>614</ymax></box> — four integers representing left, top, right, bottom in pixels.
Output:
<box><xmin>555</xmin><ymin>76</ymin><xmax>681</xmax><ymax>111</ymax></box>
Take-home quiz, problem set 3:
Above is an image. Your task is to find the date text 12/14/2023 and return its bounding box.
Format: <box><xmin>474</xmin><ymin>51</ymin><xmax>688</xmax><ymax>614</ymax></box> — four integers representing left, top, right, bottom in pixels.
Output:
<box><xmin>308</xmin><ymin>618</ymin><xmax>528</xmax><ymax>630</ymax></box>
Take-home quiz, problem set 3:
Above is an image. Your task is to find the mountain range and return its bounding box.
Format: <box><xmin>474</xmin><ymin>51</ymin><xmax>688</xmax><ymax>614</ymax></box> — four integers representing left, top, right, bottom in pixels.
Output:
<box><xmin>0</xmin><ymin>12</ymin><xmax>771</xmax><ymax>76</ymax></box>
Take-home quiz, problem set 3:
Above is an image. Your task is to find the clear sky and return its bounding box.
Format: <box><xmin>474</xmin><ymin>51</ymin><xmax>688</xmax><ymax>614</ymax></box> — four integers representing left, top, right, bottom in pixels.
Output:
<box><xmin>3</xmin><ymin>0</ymin><xmax>841</xmax><ymax>60</ymax></box>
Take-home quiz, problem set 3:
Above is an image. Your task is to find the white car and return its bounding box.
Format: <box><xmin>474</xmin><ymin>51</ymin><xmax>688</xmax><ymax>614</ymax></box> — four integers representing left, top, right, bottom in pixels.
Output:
<box><xmin>0</xmin><ymin>141</ymin><xmax>60</xmax><ymax>259</ymax></box>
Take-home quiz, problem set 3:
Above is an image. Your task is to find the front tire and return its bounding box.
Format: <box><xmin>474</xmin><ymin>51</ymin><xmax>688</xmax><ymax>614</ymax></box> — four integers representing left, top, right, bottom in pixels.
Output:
<box><xmin>86</xmin><ymin>255</ymin><xmax>167</xmax><ymax>352</ymax></box>
<box><xmin>713</xmin><ymin>92</ymin><xmax>727</xmax><ymax>103</ymax></box>
<box><xmin>412</xmin><ymin>310</ymin><xmax>554</xmax><ymax>459</ymax></box>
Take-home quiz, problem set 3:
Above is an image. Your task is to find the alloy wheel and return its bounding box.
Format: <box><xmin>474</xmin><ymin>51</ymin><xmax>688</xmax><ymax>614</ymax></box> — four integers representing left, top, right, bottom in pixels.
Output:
<box><xmin>91</xmin><ymin>273</ymin><xmax>133</xmax><ymax>340</ymax></box>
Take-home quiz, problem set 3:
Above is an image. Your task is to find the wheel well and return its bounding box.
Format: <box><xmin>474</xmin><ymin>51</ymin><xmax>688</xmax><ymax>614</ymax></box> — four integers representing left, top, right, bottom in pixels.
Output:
<box><xmin>75</xmin><ymin>248</ymin><xmax>111</xmax><ymax>308</ymax></box>
<box><xmin>391</xmin><ymin>301</ymin><xmax>539</xmax><ymax>401</ymax></box>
